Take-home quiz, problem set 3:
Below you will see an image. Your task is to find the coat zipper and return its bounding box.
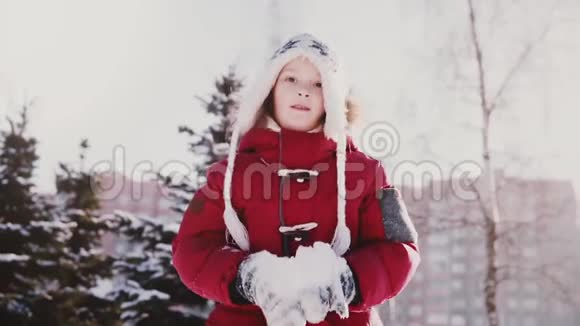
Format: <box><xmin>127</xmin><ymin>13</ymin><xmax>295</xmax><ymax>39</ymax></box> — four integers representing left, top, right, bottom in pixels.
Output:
<box><xmin>278</xmin><ymin>131</ymin><xmax>291</xmax><ymax>256</ymax></box>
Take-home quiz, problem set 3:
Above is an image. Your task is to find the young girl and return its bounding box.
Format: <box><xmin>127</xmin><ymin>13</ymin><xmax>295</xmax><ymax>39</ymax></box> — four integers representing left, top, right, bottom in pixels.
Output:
<box><xmin>172</xmin><ymin>33</ymin><xmax>420</xmax><ymax>326</ymax></box>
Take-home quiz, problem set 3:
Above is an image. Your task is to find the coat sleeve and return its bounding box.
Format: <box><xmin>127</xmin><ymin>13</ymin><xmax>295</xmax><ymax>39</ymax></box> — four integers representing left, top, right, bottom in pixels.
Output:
<box><xmin>171</xmin><ymin>161</ymin><xmax>248</xmax><ymax>305</ymax></box>
<box><xmin>344</xmin><ymin>160</ymin><xmax>421</xmax><ymax>312</ymax></box>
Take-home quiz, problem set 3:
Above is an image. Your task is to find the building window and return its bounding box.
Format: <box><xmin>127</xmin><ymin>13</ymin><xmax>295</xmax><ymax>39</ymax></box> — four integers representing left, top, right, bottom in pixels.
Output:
<box><xmin>451</xmin><ymin>280</ymin><xmax>463</xmax><ymax>291</ymax></box>
<box><xmin>451</xmin><ymin>263</ymin><xmax>466</xmax><ymax>274</ymax></box>
<box><xmin>452</xmin><ymin>245</ymin><xmax>466</xmax><ymax>256</ymax></box>
<box><xmin>409</xmin><ymin>305</ymin><xmax>422</xmax><ymax>317</ymax></box>
<box><xmin>523</xmin><ymin>246</ymin><xmax>537</xmax><ymax>258</ymax></box>
<box><xmin>450</xmin><ymin>315</ymin><xmax>466</xmax><ymax>326</ymax></box>
<box><xmin>471</xmin><ymin>316</ymin><xmax>486</xmax><ymax>326</ymax></box>
<box><xmin>452</xmin><ymin>300</ymin><xmax>466</xmax><ymax>309</ymax></box>
<box><xmin>524</xmin><ymin>316</ymin><xmax>537</xmax><ymax>326</ymax></box>
<box><xmin>522</xmin><ymin>299</ymin><xmax>538</xmax><ymax>310</ymax></box>
<box><xmin>427</xmin><ymin>313</ymin><xmax>448</xmax><ymax>325</ymax></box>
<box><xmin>428</xmin><ymin>233</ymin><xmax>450</xmax><ymax>246</ymax></box>
<box><xmin>523</xmin><ymin>283</ymin><xmax>538</xmax><ymax>294</ymax></box>
<box><xmin>507</xmin><ymin>299</ymin><xmax>519</xmax><ymax>310</ymax></box>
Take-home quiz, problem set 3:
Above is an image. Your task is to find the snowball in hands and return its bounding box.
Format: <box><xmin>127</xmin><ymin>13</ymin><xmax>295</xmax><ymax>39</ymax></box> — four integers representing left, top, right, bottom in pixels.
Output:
<box><xmin>294</xmin><ymin>242</ymin><xmax>356</xmax><ymax>321</ymax></box>
<box><xmin>236</xmin><ymin>242</ymin><xmax>356</xmax><ymax>325</ymax></box>
<box><xmin>236</xmin><ymin>250</ymin><xmax>307</xmax><ymax>326</ymax></box>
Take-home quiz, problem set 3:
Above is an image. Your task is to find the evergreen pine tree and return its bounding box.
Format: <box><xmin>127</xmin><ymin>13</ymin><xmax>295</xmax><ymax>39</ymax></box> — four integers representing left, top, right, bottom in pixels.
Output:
<box><xmin>105</xmin><ymin>66</ymin><xmax>243</xmax><ymax>325</ymax></box>
<box><xmin>0</xmin><ymin>104</ymin><xmax>69</xmax><ymax>324</ymax></box>
<box><xmin>48</xmin><ymin>139</ymin><xmax>121</xmax><ymax>325</ymax></box>
<box><xmin>169</xmin><ymin>66</ymin><xmax>243</xmax><ymax>212</ymax></box>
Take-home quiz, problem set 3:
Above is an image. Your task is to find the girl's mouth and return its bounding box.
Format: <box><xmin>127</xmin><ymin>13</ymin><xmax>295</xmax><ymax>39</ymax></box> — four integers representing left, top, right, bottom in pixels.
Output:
<box><xmin>291</xmin><ymin>104</ymin><xmax>311</xmax><ymax>111</ymax></box>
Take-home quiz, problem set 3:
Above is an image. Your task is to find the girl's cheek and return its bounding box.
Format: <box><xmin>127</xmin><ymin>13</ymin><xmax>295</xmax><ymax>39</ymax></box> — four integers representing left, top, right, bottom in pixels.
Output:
<box><xmin>313</xmin><ymin>89</ymin><xmax>323</xmax><ymax>99</ymax></box>
<box><xmin>280</xmin><ymin>82</ymin><xmax>294</xmax><ymax>92</ymax></box>
<box><xmin>275</xmin><ymin>84</ymin><xmax>289</xmax><ymax>97</ymax></box>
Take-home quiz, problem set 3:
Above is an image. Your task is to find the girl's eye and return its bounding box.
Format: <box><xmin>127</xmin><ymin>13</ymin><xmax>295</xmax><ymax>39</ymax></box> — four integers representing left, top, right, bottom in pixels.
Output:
<box><xmin>314</xmin><ymin>82</ymin><xmax>322</xmax><ymax>88</ymax></box>
<box><xmin>285</xmin><ymin>76</ymin><xmax>296</xmax><ymax>83</ymax></box>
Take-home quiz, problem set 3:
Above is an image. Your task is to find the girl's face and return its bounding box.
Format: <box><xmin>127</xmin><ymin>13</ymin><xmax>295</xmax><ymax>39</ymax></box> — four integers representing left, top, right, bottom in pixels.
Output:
<box><xmin>272</xmin><ymin>57</ymin><xmax>325</xmax><ymax>132</ymax></box>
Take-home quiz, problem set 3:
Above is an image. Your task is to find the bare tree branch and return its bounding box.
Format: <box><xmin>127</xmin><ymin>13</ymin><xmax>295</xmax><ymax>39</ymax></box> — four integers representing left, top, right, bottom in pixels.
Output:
<box><xmin>489</xmin><ymin>0</ymin><xmax>562</xmax><ymax>111</ymax></box>
<box><xmin>467</xmin><ymin>0</ymin><xmax>491</xmax><ymax>113</ymax></box>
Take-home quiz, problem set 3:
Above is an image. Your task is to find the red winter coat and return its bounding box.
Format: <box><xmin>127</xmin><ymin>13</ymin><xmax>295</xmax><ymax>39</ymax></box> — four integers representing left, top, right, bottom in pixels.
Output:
<box><xmin>172</xmin><ymin>126</ymin><xmax>421</xmax><ymax>325</ymax></box>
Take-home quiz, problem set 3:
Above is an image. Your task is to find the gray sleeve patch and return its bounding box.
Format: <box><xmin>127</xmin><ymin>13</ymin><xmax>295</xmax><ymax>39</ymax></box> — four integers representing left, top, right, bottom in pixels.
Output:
<box><xmin>377</xmin><ymin>187</ymin><xmax>418</xmax><ymax>243</ymax></box>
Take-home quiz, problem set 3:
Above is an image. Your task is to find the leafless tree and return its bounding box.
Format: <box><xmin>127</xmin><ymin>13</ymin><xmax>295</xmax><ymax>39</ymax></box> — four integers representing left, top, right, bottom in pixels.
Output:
<box><xmin>390</xmin><ymin>1</ymin><xmax>580</xmax><ymax>325</ymax></box>
<box><xmin>460</xmin><ymin>1</ymin><xmax>575</xmax><ymax>325</ymax></box>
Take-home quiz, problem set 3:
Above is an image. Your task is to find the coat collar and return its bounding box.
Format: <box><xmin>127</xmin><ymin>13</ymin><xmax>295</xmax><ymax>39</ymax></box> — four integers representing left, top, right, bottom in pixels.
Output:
<box><xmin>238</xmin><ymin>115</ymin><xmax>356</xmax><ymax>169</ymax></box>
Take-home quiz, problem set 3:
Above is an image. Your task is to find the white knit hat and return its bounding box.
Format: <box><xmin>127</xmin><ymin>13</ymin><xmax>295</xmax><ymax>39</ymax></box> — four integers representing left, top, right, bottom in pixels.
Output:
<box><xmin>223</xmin><ymin>33</ymin><xmax>351</xmax><ymax>256</ymax></box>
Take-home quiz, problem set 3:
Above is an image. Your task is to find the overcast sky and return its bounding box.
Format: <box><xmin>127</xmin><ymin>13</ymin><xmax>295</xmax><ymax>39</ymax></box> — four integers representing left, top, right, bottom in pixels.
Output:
<box><xmin>1</xmin><ymin>0</ymin><xmax>579</xmax><ymax>197</ymax></box>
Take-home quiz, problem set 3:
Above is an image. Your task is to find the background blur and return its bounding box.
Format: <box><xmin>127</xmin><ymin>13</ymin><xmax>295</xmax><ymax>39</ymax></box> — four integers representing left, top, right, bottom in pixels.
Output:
<box><xmin>1</xmin><ymin>0</ymin><xmax>579</xmax><ymax>325</ymax></box>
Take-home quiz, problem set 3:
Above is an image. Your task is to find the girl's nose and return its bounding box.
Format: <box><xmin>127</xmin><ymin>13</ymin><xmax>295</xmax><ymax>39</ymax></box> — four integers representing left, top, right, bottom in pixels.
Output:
<box><xmin>298</xmin><ymin>91</ymin><xmax>310</xmax><ymax>98</ymax></box>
